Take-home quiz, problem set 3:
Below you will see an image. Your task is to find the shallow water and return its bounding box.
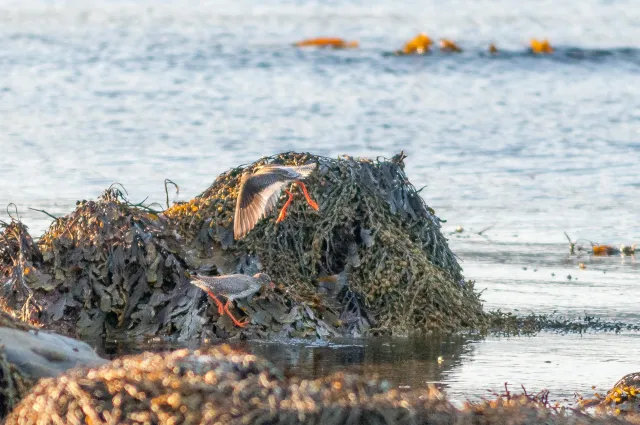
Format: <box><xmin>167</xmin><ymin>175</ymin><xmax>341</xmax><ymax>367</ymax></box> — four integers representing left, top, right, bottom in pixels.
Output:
<box><xmin>2</xmin><ymin>0</ymin><xmax>640</xmax><ymax>404</ymax></box>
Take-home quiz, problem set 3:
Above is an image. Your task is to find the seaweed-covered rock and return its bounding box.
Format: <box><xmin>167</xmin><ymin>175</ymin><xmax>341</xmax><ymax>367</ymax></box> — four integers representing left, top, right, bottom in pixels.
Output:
<box><xmin>0</xmin><ymin>189</ymin><xmax>209</xmax><ymax>340</ymax></box>
<box><xmin>0</xmin><ymin>191</ymin><xmax>335</xmax><ymax>341</ymax></box>
<box><xmin>165</xmin><ymin>152</ymin><xmax>485</xmax><ymax>335</ymax></box>
<box><xmin>1</xmin><ymin>152</ymin><xmax>485</xmax><ymax>340</ymax></box>
<box><xmin>6</xmin><ymin>345</ymin><xmax>632</xmax><ymax>425</ymax></box>
<box><xmin>6</xmin><ymin>344</ymin><xmax>459</xmax><ymax>425</ymax></box>
<box><xmin>465</xmin><ymin>391</ymin><xmax>624</xmax><ymax>425</ymax></box>
<box><xmin>578</xmin><ymin>372</ymin><xmax>640</xmax><ymax>419</ymax></box>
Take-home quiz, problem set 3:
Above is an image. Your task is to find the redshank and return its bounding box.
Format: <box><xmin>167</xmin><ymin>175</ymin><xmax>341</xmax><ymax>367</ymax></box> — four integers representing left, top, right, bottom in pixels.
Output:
<box><xmin>190</xmin><ymin>272</ymin><xmax>273</xmax><ymax>327</ymax></box>
<box><xmin>233</xmin><ymin>163</ymin><xmax>319</xmax><ymax>240</ymax></box>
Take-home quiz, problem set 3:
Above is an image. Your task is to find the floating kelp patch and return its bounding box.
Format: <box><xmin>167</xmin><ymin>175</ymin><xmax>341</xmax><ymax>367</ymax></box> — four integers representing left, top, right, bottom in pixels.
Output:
<box><xmin>165</xmin><ymin>151</ymin><xmax>485</xmax><ymax>335</ymax></box>
<box><xmin>396</xmin><ymin>33</ymin><xmax>433</xmax><ymax>55</ymax></box>
<box><xmin>530</xmin><ymin>38</ymin><xmax>554</xmax><ymax>54</ymax></box>
<box><xmin>486</xmin><ymin>310</ymin><xmax>640</xmax><ymax>336</ymax></box>
<box><xmin>564</xmin><ymin>232</ymin><xmax>637</xmax><ymax>257</ymax></box>
<box><xmin>294</xmin><ymin>37</ymin><xmax>359</xmax><ymax>49</ymax></box>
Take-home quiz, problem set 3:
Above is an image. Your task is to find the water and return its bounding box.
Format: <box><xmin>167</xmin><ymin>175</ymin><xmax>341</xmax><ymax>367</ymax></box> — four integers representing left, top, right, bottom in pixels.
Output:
<box><xmin>2</xmin><ymin>0</ymin><xmax>640</xmax><ymax>404</ymax></box>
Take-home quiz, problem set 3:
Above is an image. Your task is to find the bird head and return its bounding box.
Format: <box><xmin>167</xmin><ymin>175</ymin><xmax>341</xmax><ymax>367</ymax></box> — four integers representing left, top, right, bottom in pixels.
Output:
<box><xmin>254</xmin><ymin>273</ymin><xmax>274</xmax><ymax>289</ymax></box>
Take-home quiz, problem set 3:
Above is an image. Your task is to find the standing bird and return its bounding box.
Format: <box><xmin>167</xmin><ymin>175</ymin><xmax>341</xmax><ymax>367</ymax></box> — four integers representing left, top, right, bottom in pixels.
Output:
<box><xmin>233</xmin><ymin>163</ymin><xmax>319</xmax><ymax>240</ymax></box>
<box><xmin>190</xmin><ymin>272</ymin><xmax>273</xmax><ymax>328</ymax></box>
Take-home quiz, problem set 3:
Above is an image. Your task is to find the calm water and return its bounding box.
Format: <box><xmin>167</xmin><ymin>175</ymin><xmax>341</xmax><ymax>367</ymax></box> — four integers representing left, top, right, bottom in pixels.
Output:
<box><xmin>2</xmin><ymin>0</ymin><xmax>640</xmax><ymax>404</ymax></box>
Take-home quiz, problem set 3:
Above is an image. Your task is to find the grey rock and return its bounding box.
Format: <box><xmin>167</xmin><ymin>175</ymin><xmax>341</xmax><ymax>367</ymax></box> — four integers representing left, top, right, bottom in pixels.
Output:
<box><xmin>0</xmin><ymin>327</ymin><xmax>107</xmax><ymax>380</ymax></box>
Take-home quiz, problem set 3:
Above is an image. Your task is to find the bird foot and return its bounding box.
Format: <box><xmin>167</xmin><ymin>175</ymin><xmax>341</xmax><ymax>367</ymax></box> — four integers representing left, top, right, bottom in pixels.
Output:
<box><xmin>276</xmin><ymin>190</ymin><xmax>294</xmax><ymax>223</ymax></box>
<box><xmin>224</xmin><ymin>301</ymin><xmax>249</xmax><ymax>328</ymax></box>
<box><xmin>207</xmin><ymin>292</ymin><xmax>225</xmax><ymax>316</ymax></box>
<box><xmin>293</xmin><ymin>181</ymin><xmax>319</xmax><ymax>211</ymax></box>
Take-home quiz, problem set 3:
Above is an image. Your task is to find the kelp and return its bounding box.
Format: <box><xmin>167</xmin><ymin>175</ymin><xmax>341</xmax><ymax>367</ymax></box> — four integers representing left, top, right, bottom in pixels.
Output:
<box><xmin>0</xmin><ymin>189</ymin><xmax>336</xmax><ymax>341</ymax></box>
<box><xmin>6</xmin><ymin>345</ymin><xmax>449</xmax><ymax>425</ymax></box>
<box><xmin>0</xmin><ymin>347</ymin><xmax>32</xmax><ymax>421</ymax></box>
<box><xmin>0</xmin><ymin>215</ymin><xmax>44</xmax><ymax>322</ymax></box>
<box><xmin>0</xmin><ymin>189</ymin><xmax>209</xmax><ymax>340</ymax></box>
<box><xmin>6</xmin><ymin>345</ymin><xmax>637</xmax><ymax>425</ymax></box>
<box><xmin>165</xmin><ymin>152</ymin><xmax>485</xmax><ymax>335</ymax></box>
<box><xmin>578</xmin><ymin>372</ymin><xmax>640</xmax><ymax>419</ymax></box>
<box><xmin>1</xmin><ymin>151</ymin><xmax>484</xmax><ymax>339</ymax></box>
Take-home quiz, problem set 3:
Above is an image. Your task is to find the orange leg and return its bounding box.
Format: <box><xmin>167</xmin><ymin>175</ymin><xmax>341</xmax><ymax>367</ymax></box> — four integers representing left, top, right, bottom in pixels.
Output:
<box><xmin>276</xmin><ymin>189</ymin><xmax>294</xmax><ymax>223</ymax></box>
<box><xmin>293</xmin><ymin>181</ymin><xmax>319</xmax><ymax>211</ymax></box>
<box><xmin>223</xmin><ymin>300</ymin><xmax>248</xmax><ymax>328</ymax></box>
<box><xmin>206</xmin><ymin>291</ymin><xmax>225</xmax><ymax>315</ymax></box>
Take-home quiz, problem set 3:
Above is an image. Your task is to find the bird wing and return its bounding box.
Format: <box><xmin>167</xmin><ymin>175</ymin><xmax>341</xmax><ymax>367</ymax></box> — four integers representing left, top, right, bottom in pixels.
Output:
<box><xmin>288</xmin><ymin>162</ymin><xmax>317</xmax><ymax>178</ymax></box>
<box><xmin>213</xmin><ymin>275</ymin><xmax>252</xmax><ymax>295</ymax></box>
<box><xmin>191</xmin><ymin>274</ymin><xmax>252</xmax><ymax>296</ymax></box>
<box><xmin>234</xmin><ymin>172</ymin><xmax>289</xmax><ymax>240</ymax></box>
<box><xmin>258</xmin><ymin>163</ymin><xmax>317</xmax><ymax>179</ymax></box>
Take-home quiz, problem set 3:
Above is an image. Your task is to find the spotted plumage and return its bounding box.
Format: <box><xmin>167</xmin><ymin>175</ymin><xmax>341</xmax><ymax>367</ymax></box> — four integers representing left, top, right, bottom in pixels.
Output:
<box><xmin>190</xmin><ymin>272</ymin><xmax>273</xmax><ymax>327</ymax></box>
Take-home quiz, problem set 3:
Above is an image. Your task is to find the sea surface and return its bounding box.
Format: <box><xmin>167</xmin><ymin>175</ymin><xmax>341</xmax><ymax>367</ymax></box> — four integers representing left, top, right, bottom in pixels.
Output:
<box><xmin>2</xmin><ymin>0</ymin><xmax>640</xmax><ymax>404</ymax></box>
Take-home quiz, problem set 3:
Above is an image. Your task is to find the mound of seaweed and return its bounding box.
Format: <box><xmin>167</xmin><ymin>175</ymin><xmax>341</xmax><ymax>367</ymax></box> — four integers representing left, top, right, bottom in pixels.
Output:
<box><xmin>0</xmin><ymin>151</ymin><xmax>484</xmax><ymax>339</ymax></box>
<box><xmin>6</xmin><ymin>345</ymin><xmax>634</xmax><ymax>425</ymax></box>
<box><xmin>165</xmin><ymin>152</ymin><xmax>485</xmax><ymax>334</ymax></box>
<box><xmin>0</xmin><ymin>217</ymin><xmax>44</xmax><ymax>320</ymax></box>
<box><xmin>0</xmin><ymin>189</ymin><xmax>211</xmax><ymax>339</ymax></box>
<box><xmin>0</xmin><ymin>189</ymin><xmax>327</xmax><ymax>341</ymax></box>
<box><xmin>5</xmin><ymin>344</ymin><xmax>459</xmax><ymax>425</ymax></box>
<box><xmin>576</xmin><ymin>372</ymin><xmax>640</xmax><ymax>419</ymax></box>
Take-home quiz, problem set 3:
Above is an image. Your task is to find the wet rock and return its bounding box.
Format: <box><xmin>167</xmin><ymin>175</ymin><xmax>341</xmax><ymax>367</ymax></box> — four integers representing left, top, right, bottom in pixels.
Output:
<box><xmin>0</xmin><ymin>327</ymin><xmax>107</xmax><ymax>381</ymax></box>
<box><xmin>0</xmin><ymin>311</ymin><xmax>105</xmax><ymax>419</ymax></box>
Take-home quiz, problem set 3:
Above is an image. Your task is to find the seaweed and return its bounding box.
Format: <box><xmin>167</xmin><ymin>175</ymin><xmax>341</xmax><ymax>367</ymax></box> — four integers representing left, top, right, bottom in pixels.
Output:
<box><xmin>6</xmin><ymin>345</ymin><xmax>637</xmax><ymax>425</ymax></box>
<box><xmin>165</xmin><ymin>151</ymin><xmax>484</xmax><ymax>335</ymax></box>
<box><xmin>0</xmin><ymin>152</ymin><xmax>485</xmax><ymax>339</ymax></box>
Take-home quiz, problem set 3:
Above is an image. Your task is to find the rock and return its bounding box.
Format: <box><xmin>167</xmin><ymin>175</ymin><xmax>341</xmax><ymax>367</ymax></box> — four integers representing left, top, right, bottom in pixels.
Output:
<box><xmin>0</xmin><ymin>327</ymin><xmax>107</xmax><ymax>381</ymax></box>
<box><xmin>0</xmin><ymin>312</ymin><xmax>105</xmax><ymax>419</ymax></box>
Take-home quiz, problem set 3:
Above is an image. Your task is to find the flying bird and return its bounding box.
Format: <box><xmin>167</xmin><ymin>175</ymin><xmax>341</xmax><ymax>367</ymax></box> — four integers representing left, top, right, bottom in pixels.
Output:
<box><xmin>233</xmin><ymin>163</ymin><xmax>319</xmax><ymax>240</ymax></box>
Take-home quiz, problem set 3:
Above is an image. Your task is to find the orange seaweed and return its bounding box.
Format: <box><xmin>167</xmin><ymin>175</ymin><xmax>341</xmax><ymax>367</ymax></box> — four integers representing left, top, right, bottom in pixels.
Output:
<box><xmin>294</xmin><ymin>37</ymin><xmax>359</xmax><ymax>49</ymax></box>
<box><xmin>440</xmin><ymin>39</ymin><xmax>462</xmax><ymax>52</ymax></box>
<box><xmin>530</xmin><ymin>38</ymin><xmax>554</xmax><ymax>54</ymax></box>
<box><xmin>401</xmin><ymin>33</ymin><xmax>433</xmax><ymax>54</ymax></box>
<box><xmin>592</xmin><ymin>245</ymin><xmax>614</xmax><ymax>256</ymax></box>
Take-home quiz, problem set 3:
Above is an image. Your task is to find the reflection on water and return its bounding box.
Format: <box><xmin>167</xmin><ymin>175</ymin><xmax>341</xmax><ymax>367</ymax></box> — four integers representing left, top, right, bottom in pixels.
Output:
<box><xmin>3</xmin><ymin>0</ymin><xmax>640</xmax><ymax>404</ymax></box>
<box><xmin>101</xmin><ymin>332</ymin><xmax>640</xmax><ymax>405</ymax></box>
